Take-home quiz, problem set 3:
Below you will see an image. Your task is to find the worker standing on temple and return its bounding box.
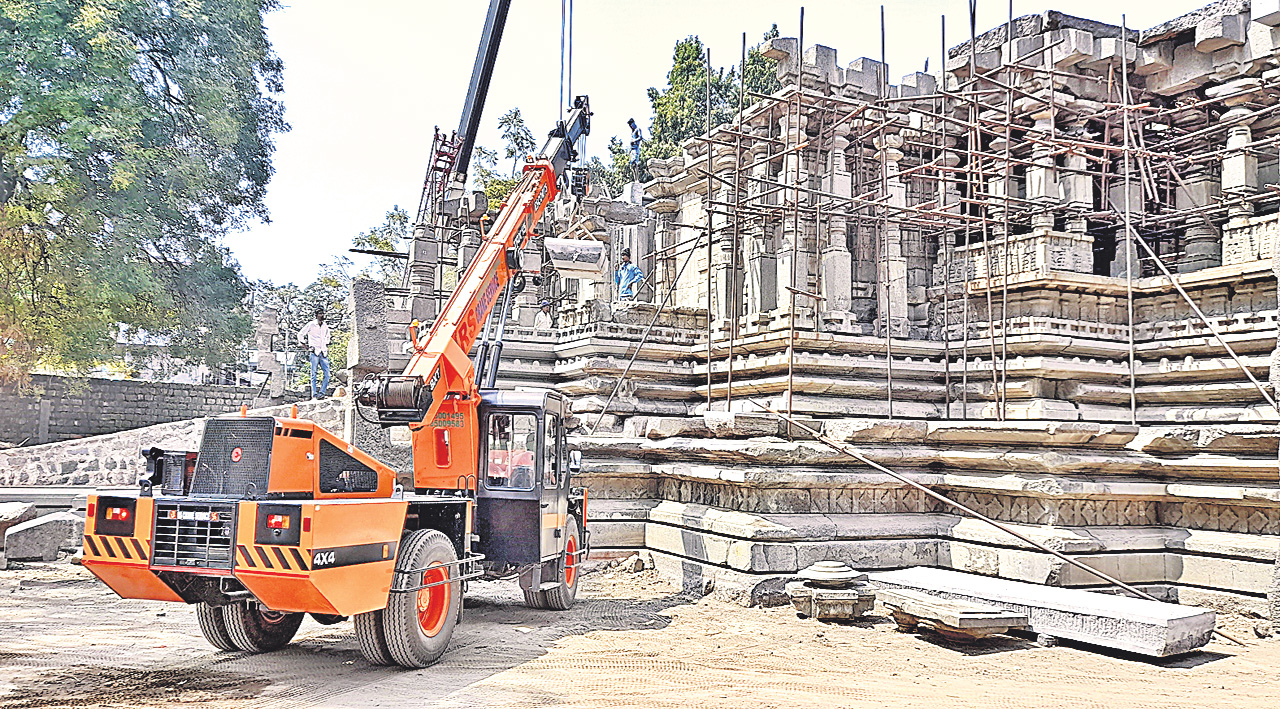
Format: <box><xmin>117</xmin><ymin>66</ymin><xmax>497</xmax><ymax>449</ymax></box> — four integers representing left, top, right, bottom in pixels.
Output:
<box><xmin>534</xmin><ymin>300</ymin><xmax>554</xmax><ymax>329</ymax></box>
<box><xmin>297</xmin><ymin>307</ymin><xmax>331</xmax><ymax>399</ymax></box>
<box><xmin>615</xmin><ymin>248</ymin><xmax>644</xmax><ymax>300</ymax></box>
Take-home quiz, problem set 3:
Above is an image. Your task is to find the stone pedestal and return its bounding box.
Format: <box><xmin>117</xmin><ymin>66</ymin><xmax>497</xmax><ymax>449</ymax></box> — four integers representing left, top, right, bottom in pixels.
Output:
<box><xmin>785</xmin><ymin>561</ymin><xmax>874</xmax><ymax>620</ymax></box>
<box><xmin>1181</xmin><ymin>223</ymin><xmax>1222</xmax><ymax>273</ymax></box>
<box><xmin>786</xmin><ymin>582</ymin><xmax>875</xmax><ymax>619</ymax></box>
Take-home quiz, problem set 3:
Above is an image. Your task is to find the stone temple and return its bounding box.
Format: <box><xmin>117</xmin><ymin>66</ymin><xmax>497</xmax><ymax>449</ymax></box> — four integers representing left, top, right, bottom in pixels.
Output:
<box><xmin>4</xmin><ymin>1</ymin><xmax>1280</xmax><ymax>623</ymax></box>
<box><xmin>333</xmin><ymin>1</ymin><xmax>1280</xmax><ymax>618</ymax></box>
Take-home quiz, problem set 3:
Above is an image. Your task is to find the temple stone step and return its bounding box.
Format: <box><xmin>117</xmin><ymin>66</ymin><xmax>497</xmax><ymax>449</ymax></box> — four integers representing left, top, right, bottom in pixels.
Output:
<box><xmin>869</xmin><ymin>566</ymin><xmax>1215</xmax><ymax>656</ymax></box>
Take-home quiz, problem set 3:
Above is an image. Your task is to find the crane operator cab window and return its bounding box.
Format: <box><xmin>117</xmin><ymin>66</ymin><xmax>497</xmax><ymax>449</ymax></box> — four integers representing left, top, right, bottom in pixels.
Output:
<box><xmin>486</xmin><ymin>412</ymin><xmax>537</xmax><ymax>490</ymax></box>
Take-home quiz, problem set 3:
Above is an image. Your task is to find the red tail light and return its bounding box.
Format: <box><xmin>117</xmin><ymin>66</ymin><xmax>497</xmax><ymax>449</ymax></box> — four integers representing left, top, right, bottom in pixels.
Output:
<box><xmin>105</xmin><ymin>507</ymin><xmax>130</xmax><ymax>522</ymax></box>
<box><xmin>266</xmin><ymin>514</ymin><xmax>290</xmax><ymax>530</ymax></box>
<box><xmin>86</xmin><ymin>502</ymin><xmax>96</xmax><ymax>518</ymax></box>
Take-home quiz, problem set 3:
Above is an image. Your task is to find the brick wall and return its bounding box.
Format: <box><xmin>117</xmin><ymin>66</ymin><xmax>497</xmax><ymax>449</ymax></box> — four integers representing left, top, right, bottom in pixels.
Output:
<box><xmin>0</xmin><ymin>375</ymin><xmax>263</xmax><ymax>447</ymax></box>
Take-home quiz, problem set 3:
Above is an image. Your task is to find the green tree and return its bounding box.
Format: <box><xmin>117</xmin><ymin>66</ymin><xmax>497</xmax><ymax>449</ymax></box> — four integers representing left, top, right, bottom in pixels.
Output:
<box><xmin>497</xmin><ymin>107</ymin><xmax>536</xmax><ymax>177</ymax></box>
<box><xmin>614</xmin><ymin>27</ymin><xmax>781</xmax><ymax>182</ymax></box>
<box><xmin>352</xmin><ymin>206</ymin><xmax>409</xmax><ymax>285</ymax></box>
<box><xmin>0</xmin><ymin>0</ymin><xmax>287</xmax><ymax>381</ymax></box>
<box><xmin>471</xmin><ymin>145</ymin><xmax>519</xmax><ymax>205</ymax></box>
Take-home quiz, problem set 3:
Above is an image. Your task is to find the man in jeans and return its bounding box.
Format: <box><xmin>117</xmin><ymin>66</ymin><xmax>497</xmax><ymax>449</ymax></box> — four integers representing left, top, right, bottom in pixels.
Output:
<box><xmin>614</xmin><ymin>248</ymin><xmax>644</xmax><ymax>300</ymax></box>
<box><xmin>297</xmin><ymin>308</ymin><xmax>331</xmax><ymax>399</ymax></box>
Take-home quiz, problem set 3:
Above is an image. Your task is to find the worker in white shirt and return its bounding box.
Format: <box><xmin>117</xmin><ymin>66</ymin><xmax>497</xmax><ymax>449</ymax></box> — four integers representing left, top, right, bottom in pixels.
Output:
<box><xmin>297</xmin><ymin>308</ymin><xmax>331</xmax><ymax>399</ymax></box>
<box><xmin>534</xmin><ymin>300</ymin><xmax>554</xmax><ymax>329</ymax></box>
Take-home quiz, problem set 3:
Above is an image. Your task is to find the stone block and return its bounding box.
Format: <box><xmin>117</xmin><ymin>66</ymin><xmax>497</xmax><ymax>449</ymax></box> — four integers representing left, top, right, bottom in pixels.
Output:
<box><xmin>845</xmin><ymin>57</ymin><xmax>886</xmax><ymax>96</ymax></box>
<box><xmin>1079</xmin><ymin>37</ymin><xmax>1137</xmax><ymax>72</ymax></box>
<box><xmin>824</xmin><ymin>418</ymin><xmax>927</xmax><ymax>443</ymax></box>
<box><xmin>645</xmin><ymin>417</ymin><xmax>710</xmax><ymax>440</ymax></box>
<box><xmin>898</xmin><ymin>72</ymin><xmax>936</xmax><ymax>97</ymax></box>
<box><xmin>945</xmin><ymin>50</ymin><xmax>1000</xmax><ymax>78</ymax></box>
<box><xmin>701</xmin><ymin>412</ymin><xmax>780</xmax><ymax>439</ymax></box>
<box><xmin>880</xmin><ymin>588</ymin><xmax>1029</xmax><ymax>641</ymax></box>
<box><xmin>1147</xmin><ymin>42</ymin><xmax>1215</xmax><ymax>95</ymax></box>
<box><xmin>347</xmin><ymin>278</ymin><xmax>389</xmax><ymax>378</ymax></box>
<box><xmin>1049</xmin><ymin>29</ymin><xmax>1094</xmax><ymax>68</ymax></box>
<box><xmin>0</xmin><ymin>501</ymin><xmax>37</xmax><ymax>544</ymax></box>
<box><xmin>804</xmin><ymin>44</ymin><xmax>841</xmax><ymax>86</ymax></box>
<box><xmin>870</xmin><ymin>567</ymin><xmax>1215</xmax><ymax>656</ymax></box>
<box><xmin>4</xmin><ymin>512</ymin><xmax>84</xmax><ymax>562</ymax></box>
<box><xmin>1194</xmin><ymin>12</ymin><xmax>1247</xmax><ymax>53</ymax></box>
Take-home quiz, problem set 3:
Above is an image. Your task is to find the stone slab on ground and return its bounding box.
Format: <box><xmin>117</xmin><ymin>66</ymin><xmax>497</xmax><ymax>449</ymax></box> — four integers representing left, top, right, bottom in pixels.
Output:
<box><xmin>870</xmin><ymin>567</ymin><xmax>1215</xmax><ymax>657</ymax></box>
<box><xmin>3</xmin><ymin>512</ymin><xmax>84</xmax><ymax>563</ymax></box>
<box><xmin>0</xmin><ymin>501</ymin><xmax>36</xmax><ymax>543</ymax></box>
<box><xmin>879</xmin><ymin>588</ymin><xmax>1029</xmax><ymax>641</ymax></box>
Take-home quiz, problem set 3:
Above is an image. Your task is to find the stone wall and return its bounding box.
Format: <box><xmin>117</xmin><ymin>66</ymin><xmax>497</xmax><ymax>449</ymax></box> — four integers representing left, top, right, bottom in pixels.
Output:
<box><xmin>0</xmin><ymin>399</ymin><xmax>346</xmax><ymax>487</ymax></box>
<box><xmin>0</xmin><ymin>374</ymin><xmax>265</xmax><ymax>447</ymax></box>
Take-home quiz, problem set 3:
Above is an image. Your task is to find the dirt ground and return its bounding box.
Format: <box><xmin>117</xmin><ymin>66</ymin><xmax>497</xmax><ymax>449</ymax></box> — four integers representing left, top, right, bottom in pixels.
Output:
<box><xmin>0</xmin><ymin>561</ymin><xmax>1277</xmax><ymax>709</ymax></box>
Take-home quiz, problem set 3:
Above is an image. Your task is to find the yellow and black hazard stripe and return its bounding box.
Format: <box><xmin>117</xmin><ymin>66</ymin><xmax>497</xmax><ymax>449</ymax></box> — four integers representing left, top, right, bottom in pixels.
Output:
<box><xmin>83</xmin><ymin>534</ymin><xmax>149</xmax><ymax>562</ymax></box>
<box><xmin>236</xmin><ymin>544</ymin><xmax>311</xmax><ymax>572</ymax></box>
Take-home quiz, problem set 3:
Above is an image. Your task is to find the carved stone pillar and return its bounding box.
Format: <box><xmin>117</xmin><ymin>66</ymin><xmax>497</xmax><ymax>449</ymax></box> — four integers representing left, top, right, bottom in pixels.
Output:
<box><xmin>1026</xmin><ymin>110</ymin><xmax>1059</xmax><ymax>231</ymax></box>
<box><xmin>1222</xmin><ymin>107</ymin><xmax>1258</xmax><ymax>220</ymax></box>
<box><xmin>821</xmin><ymin>134</ymin><xmax>853</xmax><ymax>312</ymax></box>
<box><xmin>876</xmin><ymin>132</ymin><xmax>909</xmax><ymax>337</ymax></box>
<box><xmin>408</xmin><ymin>224</ymin><xmax>439</xmax><ymax>323</ymax></box>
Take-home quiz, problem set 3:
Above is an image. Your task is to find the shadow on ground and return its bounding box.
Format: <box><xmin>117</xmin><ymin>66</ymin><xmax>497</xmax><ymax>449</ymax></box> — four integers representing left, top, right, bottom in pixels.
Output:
<box><xmin>0</xmin><ymin>570</ymin><xmax>691</xmax><ymax>708</ymax></box>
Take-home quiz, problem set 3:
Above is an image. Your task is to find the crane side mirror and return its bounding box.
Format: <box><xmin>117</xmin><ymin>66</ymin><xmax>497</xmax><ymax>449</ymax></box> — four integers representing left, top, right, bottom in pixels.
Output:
<box><xmin>568</xmin><ymin>450</ymin><xmax>582</xmax><ymax>474</ymax></box>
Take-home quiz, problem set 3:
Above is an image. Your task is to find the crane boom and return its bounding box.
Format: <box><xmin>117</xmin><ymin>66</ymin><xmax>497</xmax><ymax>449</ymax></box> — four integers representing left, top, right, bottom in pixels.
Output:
<box><xmin>356</xmin><ymin>97</ymin><xmax>591</xmax><ymax>488</ymax></box>
<box><xmin>452</xmin><ymin>0</ymin><xmax>512</xmax><ymax>187</ymax></box>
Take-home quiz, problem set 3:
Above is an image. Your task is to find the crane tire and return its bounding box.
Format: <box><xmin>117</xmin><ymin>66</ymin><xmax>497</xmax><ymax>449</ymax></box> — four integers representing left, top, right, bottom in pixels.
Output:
<box><xmin>221</xmin><ymin>601</ymin><xmax>303</xmax><ymax>652</ymax></box>
<box><xmin>522</xmin><ymin>588</ymin><xmax>546</xmax><ymax>609</ymax></box>
<box><xmin>196</xmin><ymin>602</ymin><xmax>237</xmax><ymax>651</ymax></box>
<box><xmin>542</xmin><ymin>515</ymin><xmax>582</xmax><ymax>611</ymax></box>
<box><xmin>354</xmin><ymin>609</ymin><xmax>394</xmax><ymax>665</ymax></box>
<box><xmin>382</xmin><ymin>529</ymin><xmax>461</xmax><ymax>668</ymax></box>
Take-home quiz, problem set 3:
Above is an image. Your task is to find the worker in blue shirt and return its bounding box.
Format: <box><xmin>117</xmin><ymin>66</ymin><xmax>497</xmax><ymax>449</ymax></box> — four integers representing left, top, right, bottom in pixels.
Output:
<box><xmin>614</xmin><ymin>248</ymin><xmax>644</xmax><ymax>300</ymax></box>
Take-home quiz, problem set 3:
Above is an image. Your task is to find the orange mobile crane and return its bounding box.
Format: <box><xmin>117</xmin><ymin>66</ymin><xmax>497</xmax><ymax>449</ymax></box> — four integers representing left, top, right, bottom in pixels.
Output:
<box><xmin>81</xmin><ymin>1</ymin><xmax>595</xmax><ymax>668</ymax></box>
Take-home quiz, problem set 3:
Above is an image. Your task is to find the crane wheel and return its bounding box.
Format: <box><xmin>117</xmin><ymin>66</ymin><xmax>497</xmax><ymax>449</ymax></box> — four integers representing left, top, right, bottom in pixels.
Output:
<box><xmin>542</xmin><ymin>515</ymin><xmax>582</xmax><ymax>611</ymax></box>
<box><xmin>382</xmin><ymin>529</ymin><xmax>461</xmax><ymax>668</ymax></box>
<box><xmin>522</xmin><ymin>588</ymin><xmax>546</xmax><ymax>609</ymax></box>
<box><xmin>221</xmin><ymin>601</ymin><xmax>303</xmax><ymax>652</ymax></box>
<box><xmin>195</xmin><ymin>602</ymin><xmax>237</xmax><ymax>651</ymax></box>
<box><xmin>353</xmin><ymin>610</ymin><xmax>394</xmax><ymax>665</ymax></box>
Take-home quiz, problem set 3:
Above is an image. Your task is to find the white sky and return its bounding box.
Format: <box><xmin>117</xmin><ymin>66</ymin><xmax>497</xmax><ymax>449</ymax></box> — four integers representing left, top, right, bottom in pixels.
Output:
<box><xmin>225</xmin><ymin>0</ymin><xmax>1212</xmax><ymax>285</ymax></box>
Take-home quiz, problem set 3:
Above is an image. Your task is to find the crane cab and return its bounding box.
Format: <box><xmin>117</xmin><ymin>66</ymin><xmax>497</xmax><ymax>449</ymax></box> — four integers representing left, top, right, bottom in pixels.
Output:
<box><xmin>475</xmin><ymin>389</ymin><xmax>586</xmax><ymax>585</ymax></box>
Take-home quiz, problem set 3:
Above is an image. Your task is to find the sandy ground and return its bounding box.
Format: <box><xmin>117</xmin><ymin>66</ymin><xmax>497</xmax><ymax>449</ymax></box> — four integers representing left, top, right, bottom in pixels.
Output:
<box><xmin>0</xmin><ymin>561</ymin><xmax>1277</xmax><ymax>709</ymax></box>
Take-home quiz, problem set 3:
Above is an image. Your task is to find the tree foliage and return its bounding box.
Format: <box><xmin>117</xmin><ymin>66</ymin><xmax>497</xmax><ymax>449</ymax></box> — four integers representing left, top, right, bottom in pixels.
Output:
<box><xmin>599</xmin><ymin>26</ymin><xmax>782</xmax><ymax>185</ymax></box>
<box><xmin>497</xmin><ymin>107</ymin><xmax>536</xmax><ymax>177</ymax></box>
<box><xmin>351</xmin><ymin>206</ymin><xmax>409</xmax><ymax>286</ymax></box>
<box><xmin>0</xmin><ymin>0</ymin><xmax>288</xmax><ymax>380</ymax></box>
